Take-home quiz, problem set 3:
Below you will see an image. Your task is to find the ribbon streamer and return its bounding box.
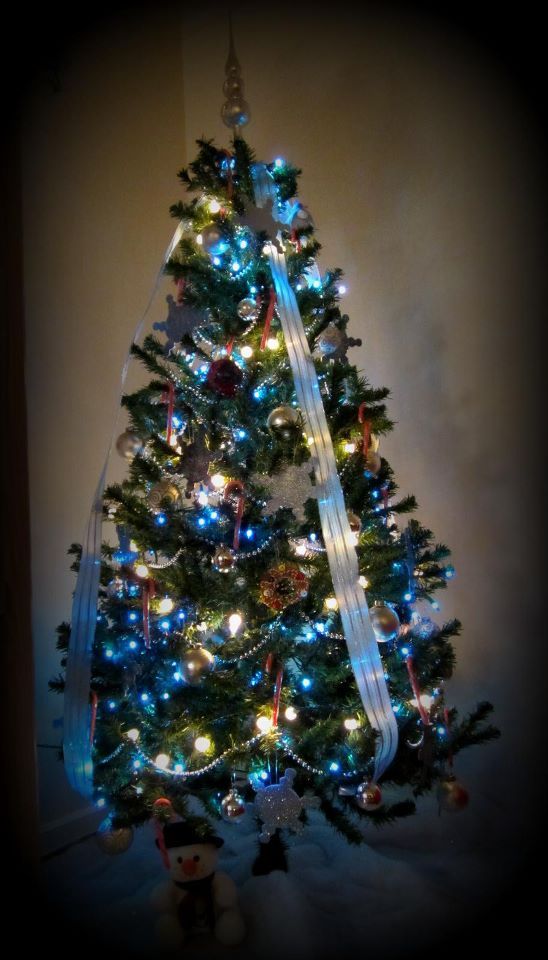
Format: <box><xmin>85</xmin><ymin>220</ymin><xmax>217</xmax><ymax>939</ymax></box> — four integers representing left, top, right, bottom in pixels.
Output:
<box><xmin>142</xmin><ymin>578</ymin><xmax>157</xmax><ymax>649</ymax></box>
<box><xmin>162</xmin><ymin>380</ymin><xmax>175</xmax><ymax>446</ymax></box>
<box><xmin>63</xmin><ymin>222</ymin><xmax>185</xmax><ymax>798</ymax></box>
<box><xmin>406</xmin><ymin>655</ymin><xmax>431</xmax><ymax>726</ymax></box>
<box><xmin>259</xmin><ymin>286</ymin><xmax>277</xmax><ymax>351</ymax></box>
<box><xmin>252</xmin><ymin>164</ymin><xmax>398</xmax><ymax>780</ymax></box>
<box><xmin>272</xmin><ymin>665</ymin><xmax>284</xmax><ymax>727</ymax></box>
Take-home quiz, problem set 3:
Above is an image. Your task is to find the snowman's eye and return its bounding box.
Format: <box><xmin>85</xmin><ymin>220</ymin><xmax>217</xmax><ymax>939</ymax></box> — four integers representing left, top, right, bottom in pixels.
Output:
<box><xmin>177</xmin><ymin>856</ymin><xmax>182</xmax><ymax>863</ymax></box>
<box><xmin>193</xmin><ymin>855</ymin><xmax>200</xmax><ymax>862</ymax></box>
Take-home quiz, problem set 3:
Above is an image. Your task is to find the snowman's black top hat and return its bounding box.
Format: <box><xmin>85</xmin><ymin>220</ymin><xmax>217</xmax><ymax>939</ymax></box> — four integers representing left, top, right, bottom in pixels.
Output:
<box><xmin>162</xmin><ymin>821</ymin><xmax>224</xmax><ymax>850</ymax></box>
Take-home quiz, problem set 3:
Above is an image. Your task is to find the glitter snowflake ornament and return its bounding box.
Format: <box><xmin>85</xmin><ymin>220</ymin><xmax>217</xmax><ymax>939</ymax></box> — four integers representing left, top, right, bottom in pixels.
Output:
<box><xmin>254</xmin><ymin>768</ymin><xmax>304</xmax><ymax>843</ymax></box>
<box><xmin>153</xmin><ymin>294</ymin><xmax>208</xmax><ymax>354</ymax></box>
<box><xmin>257</xmin><ymin>461</ymin><xmax>317</xmax><ymax>522</ymax></box>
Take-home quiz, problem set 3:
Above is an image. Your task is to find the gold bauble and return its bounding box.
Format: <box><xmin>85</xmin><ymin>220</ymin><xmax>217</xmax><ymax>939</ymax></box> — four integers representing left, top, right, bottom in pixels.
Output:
<box><xmin>213</xmin><ymin>546</ymin><xmax>236</xmax><ymax>573</ymax></box>
<box><xmin>179</xmin><ymin>646</ymin><xmax>215</xmax><ymax>685</ymax></box>
<box><xmin>370</xmin><ymin>601</ymin><xmax>400</xmax><ymax>642</ymax></box>
<box><xmin>147</xmin><ymin>480</ymin><xmax>180</xmax><ymax>510</ymax></box>
<box><xmin>95</xmin><ymin>819</ymin><xmax>134</xmax><ymax>855</ymax></box>
<box><xmin>266</xmin><ymin>405</ymin><xmax>300</xmax><ymax>438</ymax></box>
<box><xmin>347</xmin><ymin>511</ymin><xmax>362</xmax><ymax>534</ymax></box>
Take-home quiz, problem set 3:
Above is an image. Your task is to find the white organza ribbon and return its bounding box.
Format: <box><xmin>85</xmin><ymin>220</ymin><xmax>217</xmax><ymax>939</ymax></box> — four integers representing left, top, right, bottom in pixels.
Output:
<box><xmin>63</xmin><ymin>223</ymin><xmax>185</xmax><ymax>797</ymax></box>
<box><xmin>253</xmin><ymin>164</ymin><xmax>398</xmax><ymax>780</ymax></box>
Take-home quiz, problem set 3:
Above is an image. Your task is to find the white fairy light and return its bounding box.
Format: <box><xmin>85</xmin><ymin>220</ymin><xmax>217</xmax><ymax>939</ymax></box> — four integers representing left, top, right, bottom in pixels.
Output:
<box><xmin>194</xmin><ymin>736</ymin><xmax>211</xmax><ymax>753</ymax></box>
<box><xmin>228</xmin><ymin>613</ymin><xmax>243</xmax><ymax>636</ymax></box>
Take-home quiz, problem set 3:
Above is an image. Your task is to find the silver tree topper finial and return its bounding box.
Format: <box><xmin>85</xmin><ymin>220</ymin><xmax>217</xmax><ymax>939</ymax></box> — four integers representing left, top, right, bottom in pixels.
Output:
<box><xmin>221</xmin><ymin>13</ymin><xmax>250</xmax><ymax>132</ymax></box>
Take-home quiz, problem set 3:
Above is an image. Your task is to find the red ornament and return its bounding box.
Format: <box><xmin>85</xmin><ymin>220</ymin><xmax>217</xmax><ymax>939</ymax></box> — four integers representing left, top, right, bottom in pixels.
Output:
<box><xmin>206</xmin><ymin>358</ymin><xmax>243</xmax><ymax>398</ymax></box>
<box><xmin>437</xmin><ymin>776</ymin><xmax>469</xmax><ymax>812</ymax></box>
<box><xmin>259</xmin><ymin>563</ymin><xmax>309</xmax><ymax>612</ymax></box>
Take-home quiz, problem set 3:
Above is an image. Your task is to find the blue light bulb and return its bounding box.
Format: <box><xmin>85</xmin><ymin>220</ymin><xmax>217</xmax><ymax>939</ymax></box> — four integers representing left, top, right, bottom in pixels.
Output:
<box><xmin>301</xmin><ymin>677</ymin><xmax>312</xmax><ymax>689</ymax></box>
<box><xmin>155</xmin><ymin>513</ymin><xmax>167</xmax><ymax>526</ymax></box>
<box><xmin>329</xmin><ymin>761</ymin><xmax>340</xmax><ymax>772</ymax></box>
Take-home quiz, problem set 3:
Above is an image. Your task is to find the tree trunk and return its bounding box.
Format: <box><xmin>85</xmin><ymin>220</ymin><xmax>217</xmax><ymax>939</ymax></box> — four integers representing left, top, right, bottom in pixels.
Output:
<box><xmin>252</xmin><ymin>830</ymin><xmax>288</xmax><ymax>875</ymax></box>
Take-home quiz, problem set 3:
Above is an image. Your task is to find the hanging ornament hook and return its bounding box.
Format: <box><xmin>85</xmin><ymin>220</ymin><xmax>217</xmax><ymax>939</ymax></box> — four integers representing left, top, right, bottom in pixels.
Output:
<box><xmin>221</xmin><ymin>13</ymin><xmax>250</xmax><ymax>132</ymax></box>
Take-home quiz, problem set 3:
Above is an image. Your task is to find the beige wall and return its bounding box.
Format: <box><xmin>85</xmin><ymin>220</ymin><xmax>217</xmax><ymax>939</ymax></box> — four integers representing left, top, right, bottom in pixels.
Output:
<box><xmin>24</xmin><ymin>4</ymin><xmax>542</xmax><ymax>853</ymax></box>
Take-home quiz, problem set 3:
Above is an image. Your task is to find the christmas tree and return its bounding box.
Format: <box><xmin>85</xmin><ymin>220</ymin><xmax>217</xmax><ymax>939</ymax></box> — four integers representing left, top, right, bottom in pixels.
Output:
<box><xmin>51</xmin><ymin>51</ymin><xmax>498</xmax><ymax>872</ymax></box>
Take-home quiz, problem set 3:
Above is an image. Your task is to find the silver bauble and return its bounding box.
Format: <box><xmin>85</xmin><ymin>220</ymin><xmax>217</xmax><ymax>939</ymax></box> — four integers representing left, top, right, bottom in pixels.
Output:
<box><xmin>220</xmin><ymin>788</ymin><xmax>247</xmax><ymax>823</ymax></box>
<box><xmin>370</xmin><ymin>601</ymin><xmax>400</xmax><ymax>642</ymax></box>
<box><xmin>237</xmin><ymin>297</ymin><xmax>260</xmax><ymax>323</ymax></box>
<box><xmin>96</xmin><ymin>818</ymin><xmax>134</xmax><ymax>855</ymax></box>
<box><xmin>221</xmin><ymin>98</ymin><xmax>250</xmax><ymax>129</ymax></box>
<box><xmin>266</xmin><ymin>405</ymin><xmax>300</xmax><ymax>438</ymax></box>
<box><xmin>201</xmin><ymin>223</ymin><xmax>230</xmax><ymax>256</ymax></box>
<box><xmin>116</xmin><ymin>430</ymin><xmax>143</xmax><ymax>459</ymax></box>
<box><xmin>147</xmin><ymin>480</ymin><xmax>180</xmax><ymax>511</ymax></box>
<box><xmin>179</xmin><ymin>646</ymin><xmax>214</xmax><ymax>685</ymax></box>
<box><xmin>355</xmin><ymin>781</ymin><xmax>383</xmax><ymax>812</ymax></box>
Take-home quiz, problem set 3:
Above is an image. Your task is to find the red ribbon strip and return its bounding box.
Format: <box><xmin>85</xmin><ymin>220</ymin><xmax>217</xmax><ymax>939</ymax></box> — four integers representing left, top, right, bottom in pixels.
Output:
<box><xmin>233</xmin><ymin>495</ymin><xmax>245</xmax><ymax>549</ymax></box>
<box><xmin>290</xmin><ymin>228</ymin><xmax>302</xmax><ymax>253</ymax></box>
<box><xmin>162</xmin><ymin>381</ymin><xmax>175</xmax><ymax>446</ymax></box>
<box><xmin>358</xmin><ymin>402</ymin><xmax>371</xmax><ymax>457</ymax></box>
<box><xmin>405</xmin><ymin>655</ymin><xmax>431</xmax><ymax>726</ymax></box>
<box><xmin>222</xmin><ymin>480</ymin><xmax>246</xmax><ymax>549</ymax></box>
<box><xmin>272</xmin><ymin>666</ymin><xmax>284</xmax><ymax>727</ymax></box>
<box><xmin>176</xmin><ymin>277</ymin><xmax>186</xmax><ymax>304</ymax></box>
<box><xmin>225</xmin><ymin>337</ymin><xmax>235</xmax><ymax>357</ymax></box>
<box><xmin>142</xmin><ymin>578</ymin><xmax>157</xmax><ymax>650</ymax></box>
<box><xmin>260</xmin><ymin>287</ymin><xmax>277</xmax><ymax>351</ymax></box>
<box><xmin>89</xmin><ymin>690</ymin><xmax>98</xmax><ymax>746</ymax></box>
<box><xmin>264</xmin><ymin>651</ymin><xmax>274</xmax><ymax>675</ymax></box>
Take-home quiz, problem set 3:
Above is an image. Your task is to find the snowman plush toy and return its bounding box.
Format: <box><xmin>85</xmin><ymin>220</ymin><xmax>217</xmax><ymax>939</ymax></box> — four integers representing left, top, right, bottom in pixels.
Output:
<box><xmin>152</xmin><ymin>821</ymin><xmax>245</xmax><ymax>947</ymax></box>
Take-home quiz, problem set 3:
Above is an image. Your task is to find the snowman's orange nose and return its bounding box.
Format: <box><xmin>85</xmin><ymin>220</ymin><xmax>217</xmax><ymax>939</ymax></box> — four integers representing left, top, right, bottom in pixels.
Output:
<box><xmin>182</xmin><ymin>858</ymin><xmax>198</xmax><ymax>876</ymax></box>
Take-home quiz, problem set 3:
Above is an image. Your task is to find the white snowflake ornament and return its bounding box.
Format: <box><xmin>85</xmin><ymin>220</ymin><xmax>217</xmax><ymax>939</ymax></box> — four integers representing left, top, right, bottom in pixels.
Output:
<box><xmin>254</xmin><ymin>768</ymin><xmax>304</xmax><ymax>843</ymax></box>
